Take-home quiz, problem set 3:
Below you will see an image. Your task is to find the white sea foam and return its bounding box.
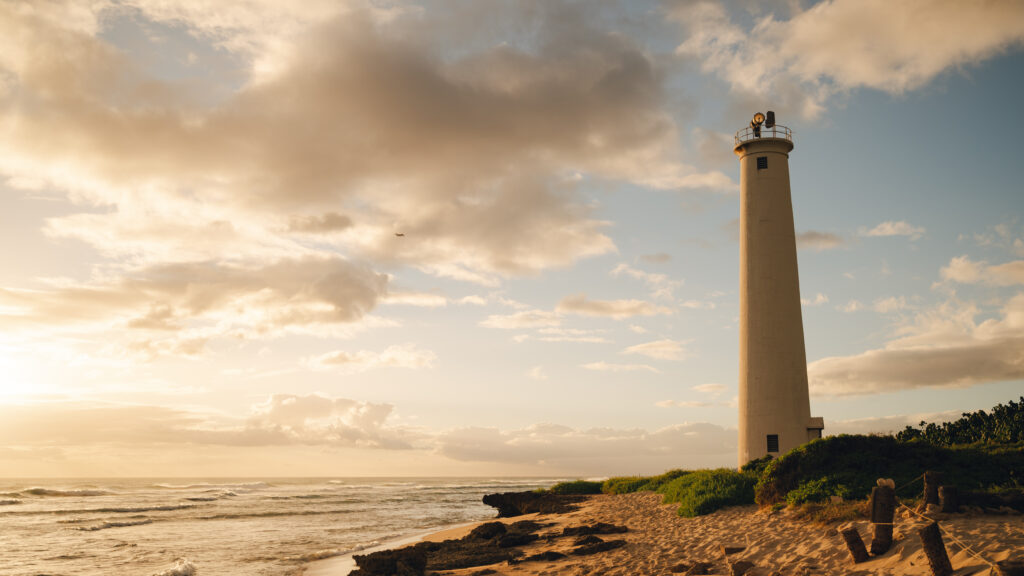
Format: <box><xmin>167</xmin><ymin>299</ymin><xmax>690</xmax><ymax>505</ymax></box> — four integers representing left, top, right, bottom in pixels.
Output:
<box><xmin>152</xmin><ymin>558</ymin><xmax>197</xmax><ymax>576</ymax></box>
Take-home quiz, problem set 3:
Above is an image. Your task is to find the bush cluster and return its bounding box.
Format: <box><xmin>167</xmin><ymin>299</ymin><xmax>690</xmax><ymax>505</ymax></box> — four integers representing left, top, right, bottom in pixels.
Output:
<box><xmin>895</xmin><ymin>396</ymin><xmax>1023</xmax><ymax>445</ymax></box>
<box><xmin>656</xmin><ymin>469</ymin><xmax>756</xmax><ymax>517</ymax></box>
<box><xmin>547</xmin><ymin>480</ymin><xmax>604</xmax><ymax>495</ymax></box>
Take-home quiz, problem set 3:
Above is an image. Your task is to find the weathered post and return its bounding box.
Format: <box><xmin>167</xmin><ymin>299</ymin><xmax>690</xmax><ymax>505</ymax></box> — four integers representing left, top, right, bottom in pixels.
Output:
<box><xmin>918</xmin><ymin>521</ymin><xmax>953</xmax><ymax>576</ymax></box>
<box><xmin>869</xmin><ymin>485</ymin><xmax>895</xmax><ymax>555</ymax></box>
<box><xmin>840</xmin><ymin>527</ymin><xmax>870</xmax><ymax>564</ymax></box>
<box><xmin>923</xmin><ymin>471</ymin><xmax>942</xmax><ymax>509</ymax></box>
<box><xmin>939</xmin><ymin>486</ymin><xmax>959</xmax><ymax>513</ymax></box>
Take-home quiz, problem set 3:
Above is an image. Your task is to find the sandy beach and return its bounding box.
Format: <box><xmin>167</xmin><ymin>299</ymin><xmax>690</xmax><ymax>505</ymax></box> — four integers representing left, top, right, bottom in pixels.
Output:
<box><xmin>311</xmin><ymin>492</ymin><xmax>1024</xmax><ymax>576</ymax></box>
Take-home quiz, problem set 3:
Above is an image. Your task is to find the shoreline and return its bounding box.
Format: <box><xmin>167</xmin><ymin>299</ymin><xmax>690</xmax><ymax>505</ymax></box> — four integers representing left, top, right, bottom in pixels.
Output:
<box><xmin>309</xmin><ymin>492</ymin><xmax>1024</xmax><ymax>576</ymax></box>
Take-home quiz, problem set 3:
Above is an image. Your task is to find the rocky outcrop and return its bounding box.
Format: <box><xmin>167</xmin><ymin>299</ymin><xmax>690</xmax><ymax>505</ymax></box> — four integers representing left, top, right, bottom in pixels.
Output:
<box><xmin>481</xmin><ymin>491</ymin><xmax>587</xmax><ymax>517</ymax></box>
<box><xmin>350</xmin><ymin>519</ymin><xmax>547</xmax><ymax>575</ymax></box>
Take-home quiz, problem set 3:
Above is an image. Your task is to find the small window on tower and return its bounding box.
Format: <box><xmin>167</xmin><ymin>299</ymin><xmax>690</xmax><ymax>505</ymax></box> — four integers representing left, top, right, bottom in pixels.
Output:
<box><xmin>756</xmin><ymin>156</ymin><xmax>768</xmax><ymax>170</ymax></box>
<box><xmin>767</xmin><ymin>434</ymin><xmax>779</xmax><ymax>453</ymax></box>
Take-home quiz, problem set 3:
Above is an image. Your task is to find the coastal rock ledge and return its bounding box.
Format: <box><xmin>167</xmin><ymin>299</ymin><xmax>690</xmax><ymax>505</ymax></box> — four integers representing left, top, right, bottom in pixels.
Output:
<box><xmin>481</xmin><ymin>491</ymin><xmax>587</xmax><ymax>517</ymax></box>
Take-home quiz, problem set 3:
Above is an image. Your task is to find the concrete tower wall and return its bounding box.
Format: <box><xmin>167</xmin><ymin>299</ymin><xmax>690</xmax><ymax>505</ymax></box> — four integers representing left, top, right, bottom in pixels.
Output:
<box><xmin>735</xmin><ymin>136</ymin><xmax>819</xmax><ymax>467</ymax></box>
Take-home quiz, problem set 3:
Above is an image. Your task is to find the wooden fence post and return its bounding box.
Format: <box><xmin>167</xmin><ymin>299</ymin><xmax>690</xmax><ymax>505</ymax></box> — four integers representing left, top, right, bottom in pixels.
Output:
<box><xmin>923</xmin><ymin>471</ymin><xmax>942</xmax><ymax>508</ymax></box>
<box><xmin>918</xmin><ymin>521</ymin><xmax>953</xmax><ymax>576</ymax></box>
<box><xmin>840</xmin><ymin>527</ymin><xmax>870</xmax><ymax>564</ymax></box>
<box><xmin>939</xmin><ymin>486</ymin><xmax>959</xmax><ymax>513</ymax></box>
<box><xmin>869</xmin><ymin>485</ymin><xmax>895</xmax><ymax>555</ymax></box>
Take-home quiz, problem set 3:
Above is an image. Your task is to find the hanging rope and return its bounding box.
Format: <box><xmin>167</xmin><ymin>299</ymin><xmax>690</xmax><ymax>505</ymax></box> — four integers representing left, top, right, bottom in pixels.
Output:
<box><xmin>896</xmin><ymin>501</ymin><xmax>998</xmax><ymax>570</ymax></box>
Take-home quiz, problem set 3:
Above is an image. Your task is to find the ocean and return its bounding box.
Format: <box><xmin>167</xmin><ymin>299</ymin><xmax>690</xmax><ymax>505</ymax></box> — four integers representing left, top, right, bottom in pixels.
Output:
<box><xmin>0</xmin><ymin>477</ymin><xmax>561</xmax><ymax>576</ymax></box>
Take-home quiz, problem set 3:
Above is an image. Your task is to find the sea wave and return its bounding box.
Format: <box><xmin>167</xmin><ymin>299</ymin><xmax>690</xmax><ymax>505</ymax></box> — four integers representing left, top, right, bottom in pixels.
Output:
<box><xmin>0</xmin><ymin>498</ymin><xmax>21</xmax><ymax>505</ymax></box>
<box><xmin>3</xmin><ymin>503</ymin><xmax>199</xmax><ymax>517</ymax></box>
<box><xmin>154</xmin><ymin>482</ymin><xmax>269</xmax><ymax>490</ymax></box>
<box><xmin>152</xmin><ymin>558</ymin><xmax>196</xmax><ymax>576</ymax></box>
<box><xmin>76</xmin><ymin>519</ymin><xmax>154</xmax><ymax>531</ymax></box>
<box><xmin>196</xmin><ymin>508</ymin><xmax>354</xmax><ymax>521</ymax></box>
<box><xmin>22</xmin><ymin>488</ymin><xmax>113</xmax><ymax>497</ymax></box>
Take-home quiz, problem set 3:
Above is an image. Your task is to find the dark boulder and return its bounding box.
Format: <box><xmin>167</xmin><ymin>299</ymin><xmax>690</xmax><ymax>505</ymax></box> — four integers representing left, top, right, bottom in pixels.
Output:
<box><xmin>482</xmin><ymin>492</ymin><xmax>586</xmax><ymax>517</ymax></box>
<box><xmin>350</xmin><ymin>546</ymin><xmax>427</xmax><ymax>576</ymax></box>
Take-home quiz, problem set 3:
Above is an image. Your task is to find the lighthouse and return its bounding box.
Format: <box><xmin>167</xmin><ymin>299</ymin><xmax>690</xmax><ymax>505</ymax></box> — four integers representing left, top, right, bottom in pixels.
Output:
<box><xmin>734</xmin><ymin>112</ymin><xmax>823</xmax><ymax>467</ymax></box>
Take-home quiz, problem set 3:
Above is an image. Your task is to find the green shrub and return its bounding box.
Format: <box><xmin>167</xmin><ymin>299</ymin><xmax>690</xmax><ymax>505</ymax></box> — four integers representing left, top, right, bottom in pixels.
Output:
<box><xmin>600</xmin><ymin>470</ymin><xmax>691</xmax><ymax>494</ymax></box>
<box><xmin>638</xmin><ymin>469</ymin><xmax>690</xmax><ymax>492</ymax></box>
<box><xmin>658</xmin><ymin>469</ymin><xmax>756</xmax><ymax>517</ymax></box>
<box><xmin>601</xmin><ymin>476</ymin><xmax>651</xmax><ymax>494</ymax></box>
<box><xmin>755</xmin><ymin>434</ymin><xmax>1024</xmax><ymax>506</ymax></box>
<box><xmin>740</xmin><ymin>455</ymin><xmax>774</xmax><ymax>476</ymax></box>
<box><xmin>549</xmin><ymin>480</ymin><xmax>603</xmax><ymax>495</ymax></box>
<box><xmin>785</xmin><ymin>477</ymin><xmax>850</xmax><ymax>506</ymax></box>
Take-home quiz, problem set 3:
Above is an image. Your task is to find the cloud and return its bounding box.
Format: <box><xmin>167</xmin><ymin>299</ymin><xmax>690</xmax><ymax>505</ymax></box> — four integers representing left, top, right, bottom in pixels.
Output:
<box><xmin>307</xmin><ymin>343</ymin><xmax>437</xmax><ymax>372</ymax></box>
<box><xmin>801</xmin><ymin>293</ymin><xmax>829</xmax><ymax>307</ymax></box>
<box><xmin>557</xmin><ymin>294</ymin><xmax>672</xmax><ymax>319</ymax></box>
<box><xmin>873</xmin><ymin>296</ymin><xmax>908</xmax><ymax>314</ymax></box>
<box><xmin>381</xmin><ymin>292</ymin><xmax>448</xmax><ymax>308</ymax></box>
<box><xmin>655</xmin><ymin>400</ymin><xmax>711</xmax><ymax>408</ymax></box>
<box><xmin>581</xmin><ymin>361</ymin><xmax>660</xmax><ymax>373</ymax></box>
<box><xmin>535</xmin><ymin>327</ymin><xmax>611</xmax><ymax>344</ymax></box>
<box><xmin>861</xmin><ymin>221</ymin><xmax>926</xmax><ymax>240</ymax></box>
<box><xmin>837</xmin><ymin>300</ymin><xmax>863</xmax><ymax>313</ymax></box>
<box><xmin>0</xmin><ymin>394</ymin><xmax>416</xmax><ymax>449</ymax></box>
<box><xmin>797</xmin><ymin>231</ymin><xmax>844</xmax><ymax>251</ymax></box>
<box><xmin>526</xmin><ymin>366</ymin><xmax>548</xmax><ymax>381</ymax></box>
<box><xmin>0</xmin><ymin>257</ymin><xmax>389</xmax><ymax>358</ymax></box>
<box><xmin>826</xmin><ymin>409</ymin><xmax>964</xmax><ymax>436</ymax></box>
<box><xmin>693</xmin><ymin>383</ymin><xmax>726</xmax><ymax>395</ymax></box>
<box><xmin>611</xmin><ymin>263</ymin><xmax>681</xmax><ymax>300</ymax></box>
<box><xmin>0</xmin><ymin>0</ymin><xmax>741</xmax><ymax>307</ymax></box>
<box><xmin>623</xmin><ymin>339</ymin><xmax>690</xmax><ymax>361</ymax></box>
<box><xmin>809</xmin><ymin>293</ymin><xmax>1024</xmax><ymax>396</ymax></box>
<box><xmin>479</xmin><ymin>310</ymin><xmax>561</xmax><ymax>330</ymax></box>
<box><xmin>940</xmin><ymin>256</ymin><xmax>1024</xmax><ymax>286</ymax></box>
<box><xmin>670</xmin><ymin>0</ymin><xmax>1024</xmax><ymax>116</ymax></box>
<box><xmin>436</xmin><ymin>421</ymin><xmax>736</xmax><ymax>472</ymax></box>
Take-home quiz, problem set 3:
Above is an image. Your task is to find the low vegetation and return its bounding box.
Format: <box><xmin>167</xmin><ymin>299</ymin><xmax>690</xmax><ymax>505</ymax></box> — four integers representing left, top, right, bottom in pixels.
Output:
<box><xmin>544</xmin><ymin>398</ymin><xmax>1023</xmax><ymax>518</ymax></box>
<box><xmin>656</xmin><ymin>469</ymin><xmax>756</xmax><ymax>517</ymax></box>
<box><xmin>547</xmin><ymin>480</ymin><xmax>603</xmax><ymax>495</ymax></box>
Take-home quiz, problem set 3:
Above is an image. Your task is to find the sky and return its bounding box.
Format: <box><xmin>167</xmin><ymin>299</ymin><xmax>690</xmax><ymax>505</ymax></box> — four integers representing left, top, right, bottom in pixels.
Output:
<box><xmin>1</xmin><ymin>0</ymin><xmax>1023</xmax><ymax>478</ymax></box>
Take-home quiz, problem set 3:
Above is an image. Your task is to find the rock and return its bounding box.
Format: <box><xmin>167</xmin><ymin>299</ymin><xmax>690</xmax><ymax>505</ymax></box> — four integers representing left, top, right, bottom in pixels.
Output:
<box><xmin>482</xmin><ymin>492</ymin><xmax>586</xmax><ymax>517</ymax></box>
<box><xmin>573</xmin><ymin>535</ymin><xmax>604</xmax><ymax>546</ymax></box>
<box><xmin>351</xmin><ymin>547</ymin><xmax>428</xmax><ymax>576</ymax></box>
<box><xmin>468</xmin><ymin>522</ymin><xmax>507</xmax><ymax>540</ymax></box>
<box><xmin>562</xmin><ymin>522</ymin><xmax>629</xmax><ymax>536</ymax></box>
<box><xmin>570</xmin><ymin>539</ymin><xmax>627</xmax><ymax>556</ymax></box>
<box><xmin>730</xmin><ymin>560</ymin><xmax>755</xmax><ymax>576</ymax></box>
<box><xmin>496</xmin><ymin>532</ymin><xmax>538</xmax><ymax>548</ymax></box>
<box><xmin>669</xmin><ymin>562</ymin><xmax>691</xmax><ymax>573</ymax></box>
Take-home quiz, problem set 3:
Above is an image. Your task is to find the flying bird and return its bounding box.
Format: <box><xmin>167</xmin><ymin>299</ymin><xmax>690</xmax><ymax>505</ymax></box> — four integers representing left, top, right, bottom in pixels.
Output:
<box><xmin>394</xmin><ymin>233</ymin><xmax>405</xmax><ymax>237</ymax></box>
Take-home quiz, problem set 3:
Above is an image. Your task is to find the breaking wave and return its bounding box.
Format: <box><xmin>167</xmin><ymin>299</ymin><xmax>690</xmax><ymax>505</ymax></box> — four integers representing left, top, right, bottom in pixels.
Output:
<box><xmin>152</xmin><ymin>558</ymin><xmax>197</xmax><ymax>576</ymax></box>
<box><xmin>77</xmin><ymin>519</ymin><xmax>154</xmax><ymax>531</ymax></box>
<box><xmin>0</xmin><ymin>499</ymin><xmax>21</xmax><ymax>505</ymax></box>
<box><xmin>22</xmin><ymin>488</ymin><xmax>113</xmax><ymax>497</ymax></box>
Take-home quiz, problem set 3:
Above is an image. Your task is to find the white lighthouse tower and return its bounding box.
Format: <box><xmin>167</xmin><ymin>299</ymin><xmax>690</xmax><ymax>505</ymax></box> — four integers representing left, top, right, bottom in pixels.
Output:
<box><xmin>734</xmin><ymin>112</ymin><xmax>823</xmax><ymax>467</ymax></box>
